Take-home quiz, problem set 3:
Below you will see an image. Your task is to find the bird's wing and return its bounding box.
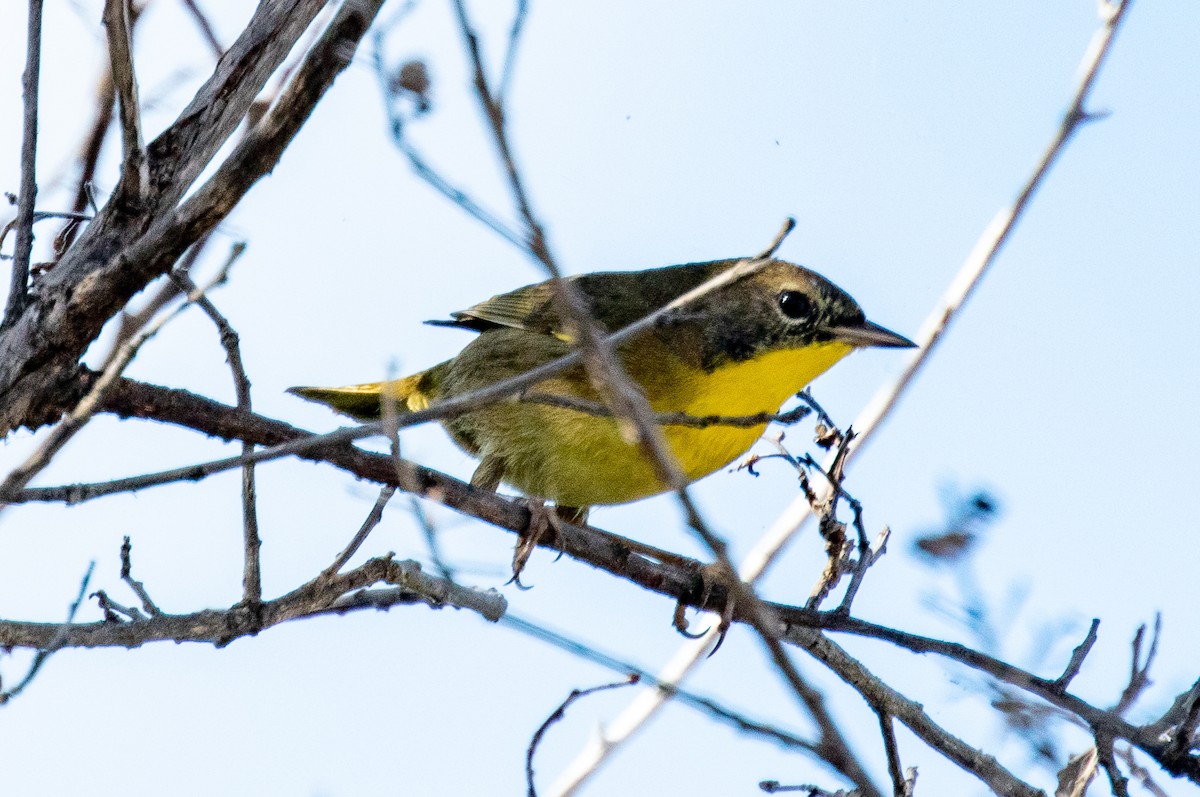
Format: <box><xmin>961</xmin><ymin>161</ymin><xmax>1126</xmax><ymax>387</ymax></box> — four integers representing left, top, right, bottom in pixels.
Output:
<box><xmin>457</xmin><ymin>281</ymin><xmax>558</xmax><ymax>330</ymax></box>
<box><xmin>426</xmin><ymin>261</ymin><xmax>729</xmax><ymax>338</ymax></box>
<box><xmin>426</xmin><ymin>279</ymin><xmax>569</xmax><ymax>338</ymax></box>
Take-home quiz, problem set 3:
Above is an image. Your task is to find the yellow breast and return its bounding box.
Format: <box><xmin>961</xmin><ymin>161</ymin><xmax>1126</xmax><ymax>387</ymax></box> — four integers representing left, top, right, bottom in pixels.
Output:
<box><xmin>657</xmin><ymin>341</ymin><xmax>853</xmax><ymax>482</ymax></box>
<box><xmin>494</xmin><ymin>341</ymin><xmax>853</xmax><ymax>507</ymax></box>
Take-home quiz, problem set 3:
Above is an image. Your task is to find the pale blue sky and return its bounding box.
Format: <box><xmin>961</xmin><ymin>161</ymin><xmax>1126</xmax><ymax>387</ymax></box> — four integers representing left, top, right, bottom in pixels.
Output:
<box><xmin>2</xmin><ymin>2</ymin><xmax>1198</xmax><ymax>795</ymax></box>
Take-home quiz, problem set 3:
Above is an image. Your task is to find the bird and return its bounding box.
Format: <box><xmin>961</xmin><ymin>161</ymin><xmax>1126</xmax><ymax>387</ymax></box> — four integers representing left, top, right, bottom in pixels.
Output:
<box><xmin>289</xmin><ymin>258</ymin><xmax>914</xmax><ymax>524</ymax></box>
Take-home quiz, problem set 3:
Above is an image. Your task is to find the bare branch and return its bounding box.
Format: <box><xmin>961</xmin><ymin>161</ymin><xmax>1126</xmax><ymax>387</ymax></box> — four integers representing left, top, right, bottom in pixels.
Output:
<box><xmin>170</xmin><ymin>243</ymin><xmax>259</xmax><ymax>605</ymax></box>
<box><xmin>1112</xmin><ymin>615</ymin><xmax>1160</xmax><ymax>715</ymax></box>
<box><xmin>1095</xmin><ymin>735</ymin><xmax>1129</xmax><ymax>797</ymax></box>
<box><xmin>321</xmin><ymin>486</ymin><xmax>396</xmax><ymax>579</ymax></box>
<box><xmin>0</xmin><ymin>557</ymin><xmax>506</xmax><ymax>650</ymax></box>
<box><xmin>119</xmin><ymin>536</ymin><xmax>161</xmax><ymax>617</ymax></box>
<box><xmin>527</xmin><ymin>676</ymin><xmax>640</xmax><ymax>797</ymax></box>
<box><xmin>0</xmin><ymin>562</ymin><xmax>94</xmax><ymax>705</ymax></box>
<box><xmin>0</xmin><ymin>0</ymin><xmax>336</xmax><ymax>435</ymax></box>
<box><xmin>1053</xmin><ymin>619</ymin><xmax>1100</xmax><ymax>691</ymax></box>
<box><xmin>2</xmin><ymin>0</ymin><xmax>43</xmax><ymax>329</ymax></box>
<box><xmin>179</xmin><ymin>0</ymin><xmax>225</xmax><ymax>59</ymax></box>
<box><xmin>1117</xmin><ymin>746</ymin><xmax>1172</xmax><ymax>797</ymax></box>
<box><xmin>501</xmin><ymin>613</ymin><xmax>823</xmax><ymax>756</ymax></box>
<box><xmin>789</xmin><ymin>626</ymin><xmax>1044</xmax><ymax>797</ymax></box>
<box><xmin>103</xmin><ymin>0</ymin><xmax>148</xmax><ymax>201</ymax></box>
<box><xmin>498</xmin><ymin>0</ymin><xmax>529</xmax><ymax>102</ymax></box>
<box><xmin>876</xmin><ymin>709</ymin><xmax>907</xmax><ymax>797</ymax></box>
<box><xmin>0</xmin><ymin>268</ymin><xmax>233</xmax><ymax>509</ymax></box>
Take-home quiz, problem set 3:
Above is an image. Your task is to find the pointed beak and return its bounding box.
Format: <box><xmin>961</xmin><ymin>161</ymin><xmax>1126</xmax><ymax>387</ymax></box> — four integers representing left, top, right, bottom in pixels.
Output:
<box><xmin>825</xmin><ymin>319</ymin><xmax>917</xmax><ymax>349</ymax></box>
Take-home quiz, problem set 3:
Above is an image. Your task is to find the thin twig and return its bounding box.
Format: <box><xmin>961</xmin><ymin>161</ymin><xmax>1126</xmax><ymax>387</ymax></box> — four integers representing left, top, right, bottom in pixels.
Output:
<box><xmin>409</xmin><ymin>496</ymin><xmax>457</xmax><ymax>581</ymax></box>
<box><xmin>1113</xmin><ymin>614</ymin><xmax>1160</xmax><ymax>715</ymax></box>
<box><xmin>1095</xmin><ymin>734</ymin><xmax>1130</xmax><ymax>797</ymax></box>
<box><xmin>1054</xmin><ymin>619</ymin><xmax>1101</xmax><ymax>691</ymax></box>
<box><xmin>321</xmin><ymin>486</ymin><xmax>396</xmax><ymax>579</ymax></box>
<box><xmin>0</xmin><ymin>269</ymin><xmax>232</xmax><ymax>509</ymax></box>
<box><xmin>519</xmin><ymin>393</ymin><xmax>813</xmax><ymax>429</ymax></box>
<box><xmin>2</xmin><ymin>0</ymin><xmax>44</xmax><ymax>329</ymax></box>
<box><xmin>371</xmin><ymin>31</ymin><xmax>527</xmax><ymax>250</ymax></box>
<box><xmin>170</xmin><ymin>243</ymin><xmax>258</xmax><ymax>604</ymax></box>
<box><xmin>53</xmin><ymin>65</ymin><xmax>116</xmax><ymax>256</ymax></box>
<box><xmin>501</xmin><ymin>613</ymin><xmax>821</xmax><ymax>754</ymax></box>
<box><xmin>0</xmin><ymin>562</ymin><xmax>94</xmax><ymax>705</ymax></box>
<box><xmin>498</xmin><ymin>0</ymin><xmax>529</xmax><ymax>102</ymax></box>
<box><xmin>120</xmin><ymin>536</ymin><xmax>162</xmax><ymax>616</ymax></box>
<box><xmin>103</xmin><ymin>0</ymin><xmax>148</xmax><ymax>201</ymax></box>
<box><xmin>526</xmin><ymin>676</ymin><xmax>640</xmax><ymax>797</ymax></box>
<box><xmin>179</xmin><ymin>0</ymin><xmax>225</xmax><ymax>59</ymax></box>
<box><xmin>0</xmin><ymin>557</ymin><xmax>506</xmax><ymax>651</ymax></box>
<box><xmin>1117</xmin><ymin>745</ymin><xmax>1171</xmax><ymax>797</ymax></box>
<box><xmin>1</xmin><ymin>212</ymin><xmax>92</xmax><ymax>261</ymax></box>
<box><xmin>876</xmin><ymin>709</ymin><xmax>907</xmax><ymax>797</ymax></box>
<box><xmin>790</xmin><ymin>625</ymin><xmax>1043</xmax><ymax>797</ymax></box>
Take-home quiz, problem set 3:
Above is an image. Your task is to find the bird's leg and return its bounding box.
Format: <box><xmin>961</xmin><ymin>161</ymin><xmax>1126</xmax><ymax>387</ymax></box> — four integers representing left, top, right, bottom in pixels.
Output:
<box><xmin>508</xmin><ymin>502</ymin><xmax>587</xmax><ymax>587</ymax></box>
<box><xmin>470</xmin><ymin>455</ymin><xmax>576</xmax><ymax>586</ymax></box>
<box><xmin>470</xmin><ymin>454</ymin><xmax>505</xmax><ymax>493</ymax></box>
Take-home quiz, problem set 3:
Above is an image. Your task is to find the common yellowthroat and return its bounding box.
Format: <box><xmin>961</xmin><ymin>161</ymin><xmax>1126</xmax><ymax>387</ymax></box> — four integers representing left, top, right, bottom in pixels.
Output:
<box><xmin>290</xmin><ymin>258</ymin><xmax>913</xmax><ymax>519</ymax></box>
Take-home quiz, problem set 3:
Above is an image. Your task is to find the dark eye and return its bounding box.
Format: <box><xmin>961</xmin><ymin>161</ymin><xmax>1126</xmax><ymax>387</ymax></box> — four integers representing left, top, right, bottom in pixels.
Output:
<box><xmin>778</xmin><ymin>290</ymin><xmax>813</xmax><ymax>320</ymax></box>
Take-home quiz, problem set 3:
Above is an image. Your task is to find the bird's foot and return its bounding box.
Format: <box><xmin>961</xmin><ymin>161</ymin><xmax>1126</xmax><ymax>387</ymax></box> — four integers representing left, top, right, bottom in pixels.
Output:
<box><xmin>508</xmin><ymin>500</ymin><xmax>583</xmax><ymax>588</ymax></box>
<box><xmin>672</xmin><ymin>561</ymin><xmax>736</xmax><ymax>655</ymax></box>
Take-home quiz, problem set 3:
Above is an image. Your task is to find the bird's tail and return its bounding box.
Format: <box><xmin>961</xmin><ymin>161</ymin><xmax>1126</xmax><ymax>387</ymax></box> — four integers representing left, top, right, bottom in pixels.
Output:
<box><xmin>288</xmin><ymin>362</ymin><xmax>447</xmax><ymax>421</ymax></box>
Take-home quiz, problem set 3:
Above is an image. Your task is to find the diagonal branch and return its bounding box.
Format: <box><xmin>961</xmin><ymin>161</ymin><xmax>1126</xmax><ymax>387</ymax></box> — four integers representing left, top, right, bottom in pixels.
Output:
<box><xmin>0</xmin><ymin>271</ymin><xmax>232</xmax><ymax>509</ymax></box>
<box><xmin>789</xmin><ymin>626</ymin><xmax>1045</xmax><ymax>797</ymax></box>
<box><xmin>0</xmin><ymin>0</ymin><xmax>335</xmax><ymax>435</ymax></box>
<box><xmin>103</xmin><ymin>0</ymin><xmax>148</xmax><ymax>201</ymax></box>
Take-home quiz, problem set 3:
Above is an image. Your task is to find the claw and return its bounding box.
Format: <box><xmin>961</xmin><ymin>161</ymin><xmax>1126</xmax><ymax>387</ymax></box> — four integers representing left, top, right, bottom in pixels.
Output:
<box><xmin>508</xmin><ymin>498</ymin><xmax>574</xmax><ymax>585</ymax></box>
<box><xmin>673</xmin><ymin>599</ymin><xmax>709</xmax><ymax>638</ymax></box>
<box><xmin>708</xmin><ymin>597</ymin><xmax>735</xmax><ymax>657</ymax></box>
<box><xmin>671</xmin><ymin>563</ymin><xmax>735</xmax><ymax>655</ymax></box>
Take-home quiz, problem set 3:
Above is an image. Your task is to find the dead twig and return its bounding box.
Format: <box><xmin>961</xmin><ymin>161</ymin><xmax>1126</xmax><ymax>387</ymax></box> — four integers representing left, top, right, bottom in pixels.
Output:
<box><xmin>0</xmin><ymin>267</ymin><xmax>236</xmax><ymax>511</ymax></box>
<box><xmin>526</xmin><ymin>676</ymin><xmax>640</xmax><ymax>797</ymax></box>
<box><xmin>321</xmin><ymin>486</ymin><xmax>396</xmax><ymax>579</ymax></box>
<box><xmin>103</xmin><ymin>0</ymin><xmax>148</xmax><ymax>201</ymax></box>
<box><xmin>169</xmin><ymin>243</ymin><xmax>258</xmax><ymax>605</ymax></box>
<box><xmin>520</xmin><ymin>392</ymin><xmax>813</xmax><ymax>429</ymax></box>
<box><xmin>1112</xmin><ymin>615</ymin><xmax>1160</xmax><ymax>715</ymax></box>
<box><xmin>0</xmin><ymin>562</ymin><xmax>94</xmax><ymax>705</ymax></box>
<box><xmin>876</xmin><ymin>709</ymin><xmax>909</xmax><ymax>797</ymax></box>
<box><xmin>1053</xmin><ymin>619</ymin><xmax>1101</xmax><ymax>691</ymax></box>
<box><xmin>179</xmin><ymin>0</ymin><xmax>224</xmax><ymax>59</ymax></box>
<box><xmin>120</xmin><ymin>536</ymin><xmax>162</xmax><ymax>617</ymax></box>
<box><xmin>3</xmin><ymin>0</ymin><xmax>44</xmax><ymax>329</ymax></box>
